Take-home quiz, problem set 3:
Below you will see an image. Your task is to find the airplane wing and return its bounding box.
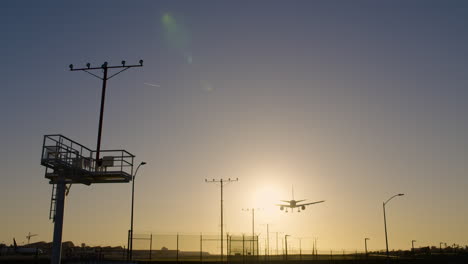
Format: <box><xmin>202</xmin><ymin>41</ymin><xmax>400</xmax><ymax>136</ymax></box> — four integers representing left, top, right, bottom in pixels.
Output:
<box><xmin>296</xmin><ymin>200</ymin><xmax>325</xmax><ymax>206</ymax></box>
<box><xmin>280</xmin><ymin>200</ymin><xmax>290</xmax><ymax>203</ymax></box>
<box><xmin>276</xmin><ymin>204</ymin><xmax>292</xmax><ymax>208</ymax></box>
<box><xmin>295</xmin><ymin>199</ymin><xmax>306</xmax><ymax>203</ymax></box>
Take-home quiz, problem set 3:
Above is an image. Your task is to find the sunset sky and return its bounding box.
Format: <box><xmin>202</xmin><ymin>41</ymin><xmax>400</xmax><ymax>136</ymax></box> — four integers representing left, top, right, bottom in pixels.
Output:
<box><xmin>1</xmin><ymin>0</ymin><xmax>468</xmax><ymax>253</ymax></box>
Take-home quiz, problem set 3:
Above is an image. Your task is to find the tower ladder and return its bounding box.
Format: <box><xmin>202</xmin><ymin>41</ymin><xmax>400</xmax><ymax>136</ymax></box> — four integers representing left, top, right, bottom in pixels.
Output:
<box><xmin>49</xmin><ymin>184</ymin><xmax>57</xmax><ymax>221</ymax></box>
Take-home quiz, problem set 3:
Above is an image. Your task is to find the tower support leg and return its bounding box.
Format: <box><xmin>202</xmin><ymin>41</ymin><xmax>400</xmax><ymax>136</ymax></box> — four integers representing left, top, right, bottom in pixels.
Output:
<box><xmin>51</xmin><ymin>178</ymin><xmax>66</xmax><ymax>264</ymax></box>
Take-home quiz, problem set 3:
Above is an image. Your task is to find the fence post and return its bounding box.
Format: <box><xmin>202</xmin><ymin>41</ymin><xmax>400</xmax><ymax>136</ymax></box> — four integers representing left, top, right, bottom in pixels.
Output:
<box><xmin>149</xmin><ymin>233</ymin><xmax>152</xmax><ymax>260</ymax></box>
<box><xmin>227</xmin><ymin>233</ymin><xmax>230</xmax><ymax>264</ymax></box>
<box><xmin>243</xmin><ymin>234</ymin><xmax>245</xmax><ymax>264</ymax></box>
<box><xmin>257</xmin><ymin>235</ymin><xmax>259</xmax><ymax>263</ymax></box>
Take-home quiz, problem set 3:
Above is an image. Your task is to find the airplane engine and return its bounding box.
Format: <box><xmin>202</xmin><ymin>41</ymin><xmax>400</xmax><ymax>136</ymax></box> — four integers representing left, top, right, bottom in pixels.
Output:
<box><xmin>280</xmin><ymin>206</ymin><xmax>284</xmax><ymax>211</ymax></box>
<box><xmin>301</xmin><ymin>205</ymin><xmax>306</xmax><ymax>210</ymax></box>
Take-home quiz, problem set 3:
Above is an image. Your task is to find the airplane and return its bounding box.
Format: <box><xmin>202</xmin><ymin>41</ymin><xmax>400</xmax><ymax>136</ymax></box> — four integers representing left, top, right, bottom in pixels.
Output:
<box><xmin>0</xmin><ymin>238</ymin><xmax>43</xmax><ymax>255</ymax></box>
<box><xmin>276</xmin><ymin>187</ymin><xmax>325</xmax><ymax>213</ymax></box>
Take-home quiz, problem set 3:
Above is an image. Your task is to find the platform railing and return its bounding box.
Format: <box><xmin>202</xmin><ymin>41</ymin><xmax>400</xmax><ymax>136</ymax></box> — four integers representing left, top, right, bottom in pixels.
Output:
<box><xmin>90</xmin><ymin>149</ymin><xmax>135</xmax><ymax>176</ymax></box>
<box><xmin>42</xmin><ymin>134</ymin><xmax>135</xmax><ymax>178</ymax></box>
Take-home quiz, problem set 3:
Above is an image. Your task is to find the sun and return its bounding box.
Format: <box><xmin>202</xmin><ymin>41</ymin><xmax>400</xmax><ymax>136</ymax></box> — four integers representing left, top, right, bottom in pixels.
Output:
<box><xmin>251</xmin><ymin>184</ymin><xmax>289</xmax><ymax>212</ymax></box>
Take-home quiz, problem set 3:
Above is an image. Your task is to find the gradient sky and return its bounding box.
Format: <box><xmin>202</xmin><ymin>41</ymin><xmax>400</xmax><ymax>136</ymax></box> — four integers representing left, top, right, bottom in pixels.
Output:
<box><xmin>1</xmin><ymin>0</ymin><xmax>468</xmax><ymax>252</ymax></box>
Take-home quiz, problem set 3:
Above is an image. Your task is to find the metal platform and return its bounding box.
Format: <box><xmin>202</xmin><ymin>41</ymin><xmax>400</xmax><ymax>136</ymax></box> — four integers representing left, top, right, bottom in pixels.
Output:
<box><xmin>41</xmin><ymin>134</ymin><xmax>135</xmax><ymax>185</ymax></box>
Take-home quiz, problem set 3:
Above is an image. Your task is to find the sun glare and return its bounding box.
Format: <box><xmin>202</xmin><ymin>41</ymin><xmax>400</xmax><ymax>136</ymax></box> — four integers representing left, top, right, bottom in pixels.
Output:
<box><xmin>252</xmin><ymin>185</ymin><xmax>280</xmax><ymax>208</ymax></box>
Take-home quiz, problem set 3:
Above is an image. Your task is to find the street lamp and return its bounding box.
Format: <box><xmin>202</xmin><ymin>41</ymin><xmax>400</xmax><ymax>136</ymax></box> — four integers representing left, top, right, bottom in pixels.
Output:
<box><xmin>364</xmin><ymin>238</ymin><xmax>370</xmax><ymax>257</ymax></box>
<box><xmin>128</xmin><ymin>161</ymin><xmax>146</xmax><ymax>261</ymax></box>
<box><xmin>383</xmin><ymin>193</ymin><xmax>404</xmax><ymax>259</ymax></box>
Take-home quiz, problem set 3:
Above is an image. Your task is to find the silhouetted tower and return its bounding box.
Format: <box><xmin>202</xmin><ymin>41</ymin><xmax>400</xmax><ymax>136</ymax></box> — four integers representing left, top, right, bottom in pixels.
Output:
<box><xmin>205</xmin><ymin>178</ymin><xmax>238</xmax><ymax>262</ymax></box>
<box><xmin>43</xmin><ymin>60</ymin><xmax>143</xmax><ymax>264</ymax></box>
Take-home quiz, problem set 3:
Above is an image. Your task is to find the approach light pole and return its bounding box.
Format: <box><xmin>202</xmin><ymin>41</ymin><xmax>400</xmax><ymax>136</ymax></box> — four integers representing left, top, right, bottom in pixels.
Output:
<box><xmin>364</xmin><ymin>238</ymin><xmax>370</xmax><ymax>257</ymax></box>
<box><xmin>128</xmin><ymin>161</ymin><xmax>146</xmax><ymax>261</ymax></box>
<box><xmin>383</xmin><ymin>193</ymin><xmax>404</xmax><ymax>259</ymax></box>
<box><xmin>205</xmin><ymin>178</ymin><xmax>238</xmax><ymax>262</ymax></box>
<box><xmin>69</xmin><ymin>60</ymin><xmax>143</xmax><ymax>168</ymax></box>
<box><xmin>284</xmin><ymin>235</ymin><xmax>290</xmax><ymax>261</ymax></box>
<box><xmin>411</xmin><ymin>240</ymin><xmax>416</xmax><ymax>253</ymax></box>
<box><xmin>242</xmin><ymin>208</ymin><xmax>260</xmax><ymax>256</ymax></box>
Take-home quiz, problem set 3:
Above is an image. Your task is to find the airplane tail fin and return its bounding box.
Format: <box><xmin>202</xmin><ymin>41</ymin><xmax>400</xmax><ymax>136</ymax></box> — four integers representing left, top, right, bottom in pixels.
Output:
<box><xmin>292</xmin><ymin>185</ymin><xmax>294</xmax><ymax>200</ymax></box>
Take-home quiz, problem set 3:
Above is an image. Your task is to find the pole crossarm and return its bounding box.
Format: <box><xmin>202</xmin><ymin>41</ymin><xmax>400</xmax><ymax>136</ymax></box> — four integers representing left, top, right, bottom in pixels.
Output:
<box><xmin>205</xmin><ymin>178</ymin><xmax>239</xmax><ymax>186</ymax></box>
<box><xmin>70</xmin><ymin>63</ymin><xmax>143</xmax><ymax>71</ymax></box>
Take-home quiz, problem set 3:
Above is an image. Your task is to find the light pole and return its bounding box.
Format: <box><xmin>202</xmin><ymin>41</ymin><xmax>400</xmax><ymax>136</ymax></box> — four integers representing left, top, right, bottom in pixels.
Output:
<box><xmin>128</xmin><ymin>161</ymin><xmax>146</xmax><ymax>261</ymax></box>
<box><xmin>383</xmin><ymin>193</ymin><xmax>404</xmax><ymax>259</ymax></box>
<box><xmin>242</xmin><ymin>208</ymin><xmax>260</xmax><ymax>256</ymax></box>
<box><xmin>411</xmin><ymin>240</ymin><xmax>416</xmax><ymax>253</ymax></box>
<box><xmin>205</xmin><ymin>178</ymin><xmax>238</xmax><ymax>262</ymax></box>
<box><xmin>364</xmin><ymin>238</ymin><xmax>369</xmax><ymax>257</ymax></box>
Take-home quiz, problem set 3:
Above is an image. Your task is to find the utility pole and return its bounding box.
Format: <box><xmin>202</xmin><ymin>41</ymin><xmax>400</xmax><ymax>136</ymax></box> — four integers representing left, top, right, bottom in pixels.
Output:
<box><xmin>205</xmin><ymin>178</ymin><xmax>238</xmax><ymax>262</ymax></box>
<box><xmin>69</xmin><ymin>60</ymin><xmax>143</xmax><ymax>167</ymax></box>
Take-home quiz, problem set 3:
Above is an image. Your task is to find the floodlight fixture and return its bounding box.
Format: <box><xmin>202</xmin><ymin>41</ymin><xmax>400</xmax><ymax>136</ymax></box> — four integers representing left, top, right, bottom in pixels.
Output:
<box><xmin>86</xmin><ymin>63</ymin><xmax>90</xmax><ymax>69</ymax></box>
<box><xmin>102</xmin><ymin>61</ymin><xmax>108</xmax><ymax>68</ymax></box>
<box><xmin>398</xmin><ymin>193</ymin><xmax>404</xmax><ymax>196</ymax></box>
<box><xmin>140</xmin><ymin>161</ymin><xmax>146</xmax><ymax>165</ymax></box>
<box><xmin>69</xmin><ymin>64</ymin><xmax>73</xmax><ymax>70</ymax></box>
<box><xmin>122</xmin><ymin>60</ymin><xmax>126</xmax><ymax>66</ymax></box>
<box><xmin>139</xmin><ymin>59</ymin><xmax>143</xmax><ymax>66</ymax></box>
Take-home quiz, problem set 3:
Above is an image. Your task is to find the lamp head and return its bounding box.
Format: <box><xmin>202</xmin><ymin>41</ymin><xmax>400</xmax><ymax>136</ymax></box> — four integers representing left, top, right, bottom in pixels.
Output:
<box><xmin>140</xmin><ymin>161</ymin><xmax>147</xmax><ymax>165</ymax></box>
<box><xmin>86</xmin><ymin>63</ymin><xmax>90</xmax><ymax>68</ymax></box>
<box><xmin>69</xmin><ymin>64</ymin><xmax>73</xmax><ymax>70</ymax></box>
<box><xmin>398</xmin><ymin>193</ymin><xmax>404</xmax><ymax>196</ymax></box>
<box><xmin>102</xmin><ymin>61</ymin><xmax>108</xmax><ymax>68</ymax></box>
<box><xmin>121</xmin><ymin>60</ymin><xmax>126</xmax><ymax>66</ymax></box>
<box><xmin>139</xmin><ymin>59</ymin><xmax>143</xmax><ymax>66</ymax></box>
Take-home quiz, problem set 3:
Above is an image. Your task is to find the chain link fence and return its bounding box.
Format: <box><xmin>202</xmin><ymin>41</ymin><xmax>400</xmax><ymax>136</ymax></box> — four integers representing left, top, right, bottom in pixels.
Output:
<box><xmin>126</xmin><ymin>233</ymin><xmax>371</xmax><ymax>262</ymax></box>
